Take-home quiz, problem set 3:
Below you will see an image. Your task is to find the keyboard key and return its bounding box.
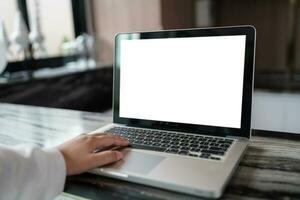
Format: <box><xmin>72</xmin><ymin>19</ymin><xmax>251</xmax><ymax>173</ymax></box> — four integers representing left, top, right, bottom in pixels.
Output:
<box><xmin>209</xmin><ymin>147</ymin><xmax>223</xmax><ymax>151</ymax></box>
<box><xmin>178</xmin><ymin>150</ymin><xmax>189</xmax><ymax>155</ymax></box>
<box><xmin>166</xmin><ymin>149</ymin><xmax>178</xmax><ymax>154</ymax></box>
<box><xmin>210</xmin><ymin>157</ymin><xmax>221</xmax><ymax>161</ymax></box>
<box><xmin>190</xmin><ymin>147</ymin><xmax>200</xmax><ymax>152</ymax></box>
<box><xmin>199</xmin><ymin>154</ymin><xmax>210</xmax><ymax>159</ymax></box>
<box><xmin>201</xmin><ymin>150</ymin><xmax>224</xmax><ymax>156</ymax></box>
<box><xmin>180</xmin><ymin>147</ymin><xmax>189</xmax><ymax>151</ymax></box>
<box><xmin>130</xmin><ymin>144</ymin><xmax>166</xmax><ymax>152</ymax></box>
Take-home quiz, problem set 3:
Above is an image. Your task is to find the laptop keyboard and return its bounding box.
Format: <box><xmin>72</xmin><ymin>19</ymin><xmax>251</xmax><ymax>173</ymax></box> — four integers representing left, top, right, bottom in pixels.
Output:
<box><xmin>105</xmin><ymin>126</ymin><xmax>234</xmax><ymax>161</ymax></box>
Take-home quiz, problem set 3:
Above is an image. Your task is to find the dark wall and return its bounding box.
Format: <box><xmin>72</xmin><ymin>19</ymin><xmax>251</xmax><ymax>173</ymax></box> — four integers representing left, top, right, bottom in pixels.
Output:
<box><xmin>215</xmin><ymin>0</ymin><xmax>290</xmax><ymax>74</ymax></box>
<box><xmin>161</xmin><ymin>0</ymin><xmax>196</xmax><ymax>29</ymax></box>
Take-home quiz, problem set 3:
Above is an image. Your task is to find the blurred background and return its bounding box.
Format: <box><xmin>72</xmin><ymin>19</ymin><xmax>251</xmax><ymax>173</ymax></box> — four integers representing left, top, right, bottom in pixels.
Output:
<box><xmin>0</xmin><ymin>0</ymin><xmax>299</xmax><ymax>134</ymax></box>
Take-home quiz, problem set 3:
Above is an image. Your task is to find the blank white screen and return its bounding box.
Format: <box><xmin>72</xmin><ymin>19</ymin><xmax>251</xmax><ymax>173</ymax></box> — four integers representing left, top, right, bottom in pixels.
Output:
<box><xmin>119</xmin><ymin>35</ymin><xmax>246</xmax><ymax>128</ymax></box>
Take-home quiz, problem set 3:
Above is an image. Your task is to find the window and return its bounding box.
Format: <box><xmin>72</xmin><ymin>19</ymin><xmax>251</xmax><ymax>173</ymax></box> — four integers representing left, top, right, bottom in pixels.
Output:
<box><xmin>0</xmin><ymin>1</ymin><xmax>19</xmax><ymax>62</ymax></box>
<box><xmin>1</xmin><ymin>0</ymin><xmax>88</xmax><ymax>73</ymax></box>
<box><xmin>26</xmin><ymin>0</ymin><xmax>75</xmax><ymax>58</ymax></box>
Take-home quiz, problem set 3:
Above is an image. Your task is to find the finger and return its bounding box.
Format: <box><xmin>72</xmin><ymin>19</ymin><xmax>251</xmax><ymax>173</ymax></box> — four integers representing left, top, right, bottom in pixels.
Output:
<box><xmin>90</xmin><ymin>150</ymin><xmax>124</xmax><ymax>167</ymax></box>
<box><xmin>90</xmin><ymin>132</ymin><xmax>108</xmax><ymax>136</ymax></box>
<box><xmin>88</xmin><ymin>132</ymin><xmax>119</xmax><ymax>139</ymax></box>
<box><xmin>92</xmin><ymin>135</ymin><xmax>129</xmax><ymax>149</ymax></box>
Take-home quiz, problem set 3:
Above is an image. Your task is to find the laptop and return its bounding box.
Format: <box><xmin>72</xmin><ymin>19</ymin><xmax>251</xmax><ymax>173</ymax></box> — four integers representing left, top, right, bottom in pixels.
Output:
<box><xmin>90</xmin><ymin>26</ymin><xmax>256</xmax><ymax>198</ymax></box>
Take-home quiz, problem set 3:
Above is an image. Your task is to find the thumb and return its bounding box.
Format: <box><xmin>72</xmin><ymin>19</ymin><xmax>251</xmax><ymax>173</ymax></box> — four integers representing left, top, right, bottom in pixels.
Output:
<box><xmin>90</xmin><ymin>150</ymin><xmax>124</xmax><ymax>168</ymax></box>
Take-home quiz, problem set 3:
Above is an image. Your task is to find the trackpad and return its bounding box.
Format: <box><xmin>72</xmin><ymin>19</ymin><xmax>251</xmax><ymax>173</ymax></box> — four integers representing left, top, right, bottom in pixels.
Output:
<box><xmin>102</xmin><ymin>150</ymin><xmax>165</xmax><ymax>175</ymax></box>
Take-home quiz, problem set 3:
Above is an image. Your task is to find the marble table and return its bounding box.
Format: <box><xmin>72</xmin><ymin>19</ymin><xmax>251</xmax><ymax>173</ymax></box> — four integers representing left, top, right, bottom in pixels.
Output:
<box><xmin>0</xmin><ymin>103</ymin><xmax>299</xmax><ymax>199</ymax></box>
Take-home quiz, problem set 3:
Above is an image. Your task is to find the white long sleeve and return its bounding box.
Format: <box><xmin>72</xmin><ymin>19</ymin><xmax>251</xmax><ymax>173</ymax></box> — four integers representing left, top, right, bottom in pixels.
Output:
<box><xmin>0</xmin><ymin>145</ymin><xmax>66</xmax><ymax>200</ymax></box>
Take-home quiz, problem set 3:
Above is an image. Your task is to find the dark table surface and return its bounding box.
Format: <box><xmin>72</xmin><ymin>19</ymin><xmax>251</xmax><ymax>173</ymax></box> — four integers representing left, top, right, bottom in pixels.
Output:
<box><xmin>64</xmin><ymin>132</ymin><xmax>300</xmax><ymax>200</ymax></box>
<box><xmin>0</xmin><ymin>103</ymin><xmax>299</xmax><ymax>199</ymax></box>
<box><xmin>0</xmin><ymin>67</ymin><xmax>113</xmax><ymax>112</ymax></box>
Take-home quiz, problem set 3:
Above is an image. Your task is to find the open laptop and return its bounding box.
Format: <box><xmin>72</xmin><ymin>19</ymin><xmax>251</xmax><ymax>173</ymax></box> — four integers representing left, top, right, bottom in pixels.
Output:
<box><xmin>90</xmin><ymin>26</ymin><xmax>256</xmax><ymax>198</ymax></box>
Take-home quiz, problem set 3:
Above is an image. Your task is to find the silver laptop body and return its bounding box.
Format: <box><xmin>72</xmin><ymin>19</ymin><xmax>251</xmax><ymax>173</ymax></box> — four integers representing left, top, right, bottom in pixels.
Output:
<box><xmin>90</xmin><ymin>26</ymin><xmax>256</xmax><ymax>198</ymax></box>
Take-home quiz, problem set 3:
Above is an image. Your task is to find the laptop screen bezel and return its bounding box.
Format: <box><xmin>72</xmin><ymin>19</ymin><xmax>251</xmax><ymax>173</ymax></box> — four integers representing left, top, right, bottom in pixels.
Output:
<box><xmin>113</xmin><ymin>26</ymin><xmax>255</xmax><ymax>139</ymax></box>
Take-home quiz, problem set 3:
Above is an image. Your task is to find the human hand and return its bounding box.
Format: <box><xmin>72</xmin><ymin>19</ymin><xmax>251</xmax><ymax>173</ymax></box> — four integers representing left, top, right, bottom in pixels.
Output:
<box><xmin>58</xmin><ymin>133</ymin><xmax>129</xmax><ymax>175</ymax></box>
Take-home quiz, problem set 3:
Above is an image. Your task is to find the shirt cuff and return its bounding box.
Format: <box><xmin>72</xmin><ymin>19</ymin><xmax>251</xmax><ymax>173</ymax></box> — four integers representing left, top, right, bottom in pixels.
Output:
<box><xmin>43</xmin><ymin>148</ymin><xmax>67</xmax><ymax>200</ymax></box>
